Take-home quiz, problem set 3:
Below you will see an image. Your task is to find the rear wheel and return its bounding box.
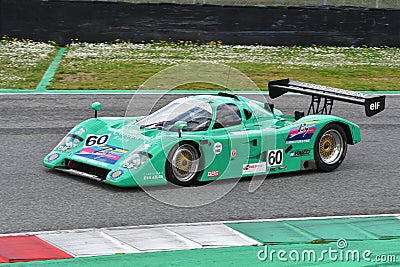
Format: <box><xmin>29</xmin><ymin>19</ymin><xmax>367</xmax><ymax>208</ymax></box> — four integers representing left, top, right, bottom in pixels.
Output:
<box><xmin>314</xmin><ymin>123</ymin><xmax>347</xmax><ymax>172</ymax></box>
<box><xmin>166</xmin><ymin>143</ymin><xmax>200</xmax><ymax>186</ymax></box>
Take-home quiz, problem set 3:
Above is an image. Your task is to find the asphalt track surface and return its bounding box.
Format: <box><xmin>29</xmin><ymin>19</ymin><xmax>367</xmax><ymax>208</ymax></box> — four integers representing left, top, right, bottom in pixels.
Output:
<box><xmin>0</xmin><ymin>93</ymin><xmax>399</xmax><ymax>234</ymax></box>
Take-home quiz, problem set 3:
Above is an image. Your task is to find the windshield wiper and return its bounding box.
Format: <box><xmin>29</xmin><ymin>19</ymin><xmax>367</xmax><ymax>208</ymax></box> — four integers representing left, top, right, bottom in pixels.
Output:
<box><xmin>139</xmin><ymin>120</ymin><xmax>174</xmax><ymax>129</ymax></box>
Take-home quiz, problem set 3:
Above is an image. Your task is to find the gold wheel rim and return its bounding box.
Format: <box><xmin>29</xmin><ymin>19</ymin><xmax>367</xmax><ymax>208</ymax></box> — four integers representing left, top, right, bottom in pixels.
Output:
<box><xmin>171</xmin><ymin>144</ymin><xmax>199</xmax><ymax>182</ymax></box>
<box><xmin>320</xmin><ymin>134</ymin><xmax>335</xmax><ymax>158</ymax></box>
<box><xmin>175</xmin><ymin>150</ymin><xmax>193</xmax><ymax>176</ymax></box>
<box><xmin>318</xmin><ymin>129</ymin><xmax>344</xmax><ymax>165</ymax></box>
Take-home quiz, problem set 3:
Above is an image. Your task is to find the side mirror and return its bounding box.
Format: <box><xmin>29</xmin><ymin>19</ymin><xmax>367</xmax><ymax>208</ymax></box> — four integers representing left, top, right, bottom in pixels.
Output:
<box><xmin>174</xmin><ymin>121</ymin><xmax>187</xmax><ymax>138</ymax></box>
<box><xmin>269</xmin><ymin>103</ymin><xmax>275</xmax><ymax>113</ymax></box>
<box><xmin>264</xmin><ymin>102</ymin><xmax>274</xmax><ymax>113</ymax></box>
<box><xmin>295</xmin><ymin>111</ymin><xmax>305</xmax><ymax>120</ymax></box>
<box><xmin>92</xmin><ymin>102</ymin><xmax>101</xmax><ymax>118</ymax></box>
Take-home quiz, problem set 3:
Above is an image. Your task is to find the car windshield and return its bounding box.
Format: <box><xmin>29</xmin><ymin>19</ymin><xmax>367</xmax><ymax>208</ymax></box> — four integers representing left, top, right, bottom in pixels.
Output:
<box><xmin>136</xmin><ymin>98</ymin><xmax>212</xmax><ymax>132</ymax></box>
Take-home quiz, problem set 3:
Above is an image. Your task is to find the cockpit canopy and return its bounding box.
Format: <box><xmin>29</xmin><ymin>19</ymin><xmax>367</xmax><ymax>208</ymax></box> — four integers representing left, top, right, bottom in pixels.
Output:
<box><xmin>135</xmin><ymin>95</ymin><xmax>273</xmax><ymax>132</ymax></box>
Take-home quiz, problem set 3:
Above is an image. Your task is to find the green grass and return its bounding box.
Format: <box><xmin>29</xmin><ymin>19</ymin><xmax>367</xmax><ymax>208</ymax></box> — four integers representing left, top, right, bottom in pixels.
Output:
<box><xmin>52</xmin><ymin>63</ymin><xmax>400</xmax><ymax>91</ymax></box>
<box><xmin>1</xmin><ymin>40</ymin><xmax>399</xmax><ymax>91</ymax></box>
<box><xmin>0</xmin><ymin>38</ymin><xmax>57</xmax><ymax>89</ymax></box>
<box><xmin>54</xmin><ymin>62</ymin><xmax>165</xmax><ymax>90</ymax></box>
<box><xmin>232</xmin><ymin>64</ymin><xmax>400</xmax><ymax>91</ymax></box>
<box><xmin>49</xmin><ymin>42</ymin><xmax>400</xmax><ymax>91</ymax></box>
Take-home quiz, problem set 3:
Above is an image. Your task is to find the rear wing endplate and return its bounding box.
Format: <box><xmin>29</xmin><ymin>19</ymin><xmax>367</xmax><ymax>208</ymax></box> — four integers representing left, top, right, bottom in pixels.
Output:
<box><xmin>268</xmin><ymin>79</ymin><xmax>385</xmax><ymax>117</ymax></box>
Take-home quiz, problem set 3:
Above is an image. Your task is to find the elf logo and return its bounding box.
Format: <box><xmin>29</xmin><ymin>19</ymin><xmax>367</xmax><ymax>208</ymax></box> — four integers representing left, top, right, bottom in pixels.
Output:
<box><xmin>369</xmin><ymin>102</ymin><xmax>380</xmax><ymax>111</ymax></box>
<box><xmin>365</xmin><ymin>97</ymin><xmax>385</xmax><ymax>117</ymax></box>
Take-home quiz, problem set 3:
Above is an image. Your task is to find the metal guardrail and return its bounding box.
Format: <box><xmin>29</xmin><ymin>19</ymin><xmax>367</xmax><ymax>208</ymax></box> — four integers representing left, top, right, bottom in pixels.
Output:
<box><xmin>86</xmin><ymin>0</ymin><xmax>400</xmax><ymax>8</ymax></box>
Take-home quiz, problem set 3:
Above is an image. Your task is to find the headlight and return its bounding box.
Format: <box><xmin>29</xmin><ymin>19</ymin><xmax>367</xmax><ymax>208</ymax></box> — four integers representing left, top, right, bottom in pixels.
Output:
<box><xmin>122</xmin><ymin>152</ymin><xmax>152</xmax><ymax>169</ymax></box>
<box><xmin>65</xmin><ymin>135</ymin><xmax>82</xmax><ymax>148</ymax></box>
<box><xmin>58</xmin><ymin>134</ymin><xmax>83</xmax><ymax>152</ymax></box>
<box><xmin>130</xmin><ymin>153</ymin><xmax>141</xmax><ymax>166</ymax></box>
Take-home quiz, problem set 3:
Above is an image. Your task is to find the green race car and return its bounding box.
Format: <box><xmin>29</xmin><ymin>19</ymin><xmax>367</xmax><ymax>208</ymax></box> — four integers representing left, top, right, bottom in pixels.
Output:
<box><xmin>44</xmin><ymin>79</ymin><xmax>385</xmax><ymax>187</ymax></box>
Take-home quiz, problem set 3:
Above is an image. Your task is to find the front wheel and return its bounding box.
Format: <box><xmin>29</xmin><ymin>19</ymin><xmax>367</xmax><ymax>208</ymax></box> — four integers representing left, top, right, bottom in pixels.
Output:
<box><xmin>314</xmin><ymin>123</ymin><xmax>347</xmax><ymax>172</ymax></box>
<box><xmin>166</xmin><ymin>143</ymin><xmax>200</xmax><ymax>186</ymax></box>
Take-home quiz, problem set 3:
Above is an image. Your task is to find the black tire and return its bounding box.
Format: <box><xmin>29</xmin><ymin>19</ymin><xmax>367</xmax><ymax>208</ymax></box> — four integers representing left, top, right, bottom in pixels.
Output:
<box><xmin>166</xmin><ymin>143</ymin><xmax>200</xmax><ymax>186</ymax></box>
<box><xmin>314</xmin><ymin>123</ymin><xmax>347</xmax><ymax>172</ymax></box>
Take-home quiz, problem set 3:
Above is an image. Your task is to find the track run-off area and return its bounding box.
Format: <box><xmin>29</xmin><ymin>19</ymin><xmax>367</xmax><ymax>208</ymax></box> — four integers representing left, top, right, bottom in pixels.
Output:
<box><xmin>0</xmin><ymin>93</ymin><xmax>398</xmax><ymax>234</ymax></box>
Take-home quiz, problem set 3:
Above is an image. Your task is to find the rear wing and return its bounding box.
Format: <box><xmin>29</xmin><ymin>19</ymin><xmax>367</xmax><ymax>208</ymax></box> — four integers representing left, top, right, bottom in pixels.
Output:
<box><xmin>268</xmin><ymin>79</ymin><xmax>385</xmax><ymax>117</ymax></box>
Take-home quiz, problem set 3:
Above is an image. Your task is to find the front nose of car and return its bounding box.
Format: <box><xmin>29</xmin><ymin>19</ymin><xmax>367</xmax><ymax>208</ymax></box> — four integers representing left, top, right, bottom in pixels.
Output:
<box><xmin>106</xmin><ymin>169</ymin><xmax>139</xmax><ymax>187</ymax></box>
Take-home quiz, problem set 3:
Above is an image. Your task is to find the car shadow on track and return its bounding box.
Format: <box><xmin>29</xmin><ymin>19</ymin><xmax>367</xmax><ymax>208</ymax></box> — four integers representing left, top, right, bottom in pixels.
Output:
<box><xmin>46</xmin><ymin>168</ymin><xmax>317</xmax><ymax>193</ymax></box>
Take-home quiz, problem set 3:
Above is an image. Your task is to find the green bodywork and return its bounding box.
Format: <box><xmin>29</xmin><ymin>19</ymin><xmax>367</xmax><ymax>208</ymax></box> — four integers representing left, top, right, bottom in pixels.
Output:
<box><xmin>43</xmin><ymin>94</ymin><xmax>360</xmax><ymax>187</ymax></box>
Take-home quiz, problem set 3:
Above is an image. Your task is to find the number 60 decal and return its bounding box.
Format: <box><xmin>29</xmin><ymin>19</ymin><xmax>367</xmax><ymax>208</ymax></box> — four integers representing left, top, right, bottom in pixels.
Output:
<box><xmin>267</xmin><ymin>149</ymin><xmax>283</xmax><ymax>166</ymax></box>
<box><xmin>85</xmin><ymin>134</ymin><xmax>110</xmax><ymax>147</ymax></box>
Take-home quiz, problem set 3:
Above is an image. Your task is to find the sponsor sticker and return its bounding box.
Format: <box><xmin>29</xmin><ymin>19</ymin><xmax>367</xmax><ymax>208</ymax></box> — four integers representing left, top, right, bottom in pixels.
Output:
<box><xmin>58</xmin><ymin>145</ymin><xmax>71</xmax><ymax>152</ymax></box>
<box><xmin>290</xmin><ymin>149</ymin><xmax>311</xmax><ymax>157</ymax></box>
<box><xmin>143</xmin><ymin>172</ymin><xmax>164</xmax><ymax>180</ymax></box>
<box><xmin>113</xmin><ymin>129</ymin><xmax>142</xmax><ymax>141</ymax></box>
<box><xmin>369</xmin><ymin>101</ymin><xmax>381</xmax><ymax>111</ymax></box>
<box><xmin>110</xmin><ymin>170</ymin><xmax>124</xmax><ymax>180</ymax></box>
<box><xmin>75</xmin><ymin>127</ymin><xmax>86</xmax><ymax>135</ymax></box>
<box><xmin>286</xmin><ymin>121</ymin><xmax>318</xmax><ymax>144</ymax></box>
<box><xmin>207</xmin><ymin>170</ymin><xmax>220</xmax><ymax>178</ymax></box>
<box><xmin>122</xmin><ymin>162</ymin><xmax>136</xmax><ymax>169</ymax></box>
<box><xmin>242</xmin><ymin>162</ymin><xmax>266</xmax><ymax>175</ymax></box>
<box><xmin>231</xmin><ymin>150</ymin><xmax>237</xmax><ymax>157</ymax></box>
<box><xmin>75</xmin><ymin>144</ymin><xmax>128</xmax><ymax>165</ymax></box>
<box><xmin>47</xmin><ymin>153</ymin><xmax>60</xmax><ymax>162</ymax></box>
<box><xmin>296</xmin><ymin>81</ymin><xmax>367</xmax><ymax>98</ymax></box>
<box><xmin>214</xmin><ymin>142</ymin><xmax>222</xmax><ymax>154</ymax></box>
